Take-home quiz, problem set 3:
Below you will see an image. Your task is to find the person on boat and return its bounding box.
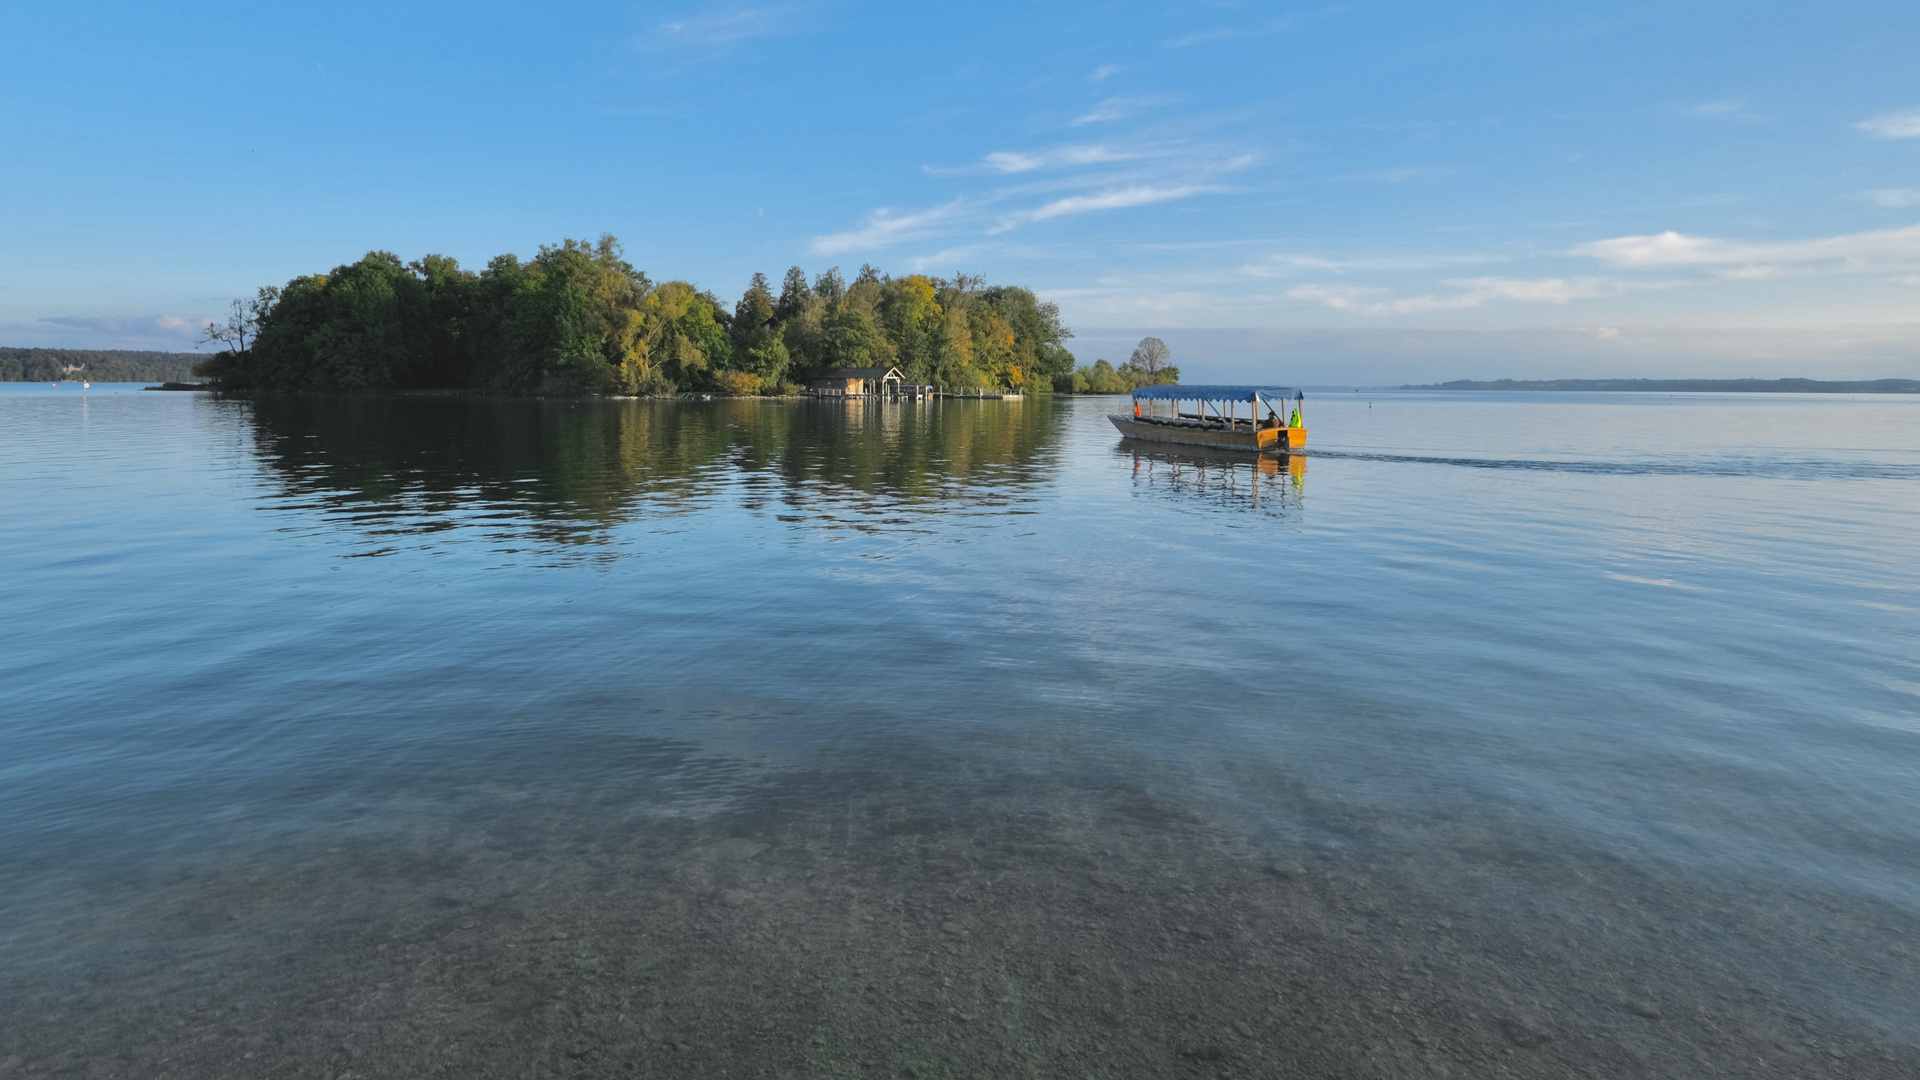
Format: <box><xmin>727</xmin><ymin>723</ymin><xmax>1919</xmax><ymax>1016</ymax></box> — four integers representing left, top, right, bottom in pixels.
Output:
<box><xmin>1134</xmin><ymin>401</ymin><xmax>1142</xmax><ymax>418</ymax></box>
<box><xmin>1260</xmin><ymin>409</ymin><xmax>1280</xmax><ymax>430</ymax></box>
<box><xmin>1289</xmin><ymin>406</ymin><xmax>1303</xmax><ymax>428</ymax></box>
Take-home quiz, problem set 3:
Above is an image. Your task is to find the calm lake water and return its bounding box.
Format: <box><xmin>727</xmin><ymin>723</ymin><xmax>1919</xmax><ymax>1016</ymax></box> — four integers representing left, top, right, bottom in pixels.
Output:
<box><xmin>3</xmin><ymin>383</ymin><xmax>1918</xmax><ymax>1078</ymax></box>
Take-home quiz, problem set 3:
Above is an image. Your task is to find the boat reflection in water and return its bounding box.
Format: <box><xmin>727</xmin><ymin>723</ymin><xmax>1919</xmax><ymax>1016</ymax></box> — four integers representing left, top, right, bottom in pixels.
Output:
<box><xmin>1121</xmin><ymin>442</ymin><xmax>1305</xmax><ymax>516</ymax></box>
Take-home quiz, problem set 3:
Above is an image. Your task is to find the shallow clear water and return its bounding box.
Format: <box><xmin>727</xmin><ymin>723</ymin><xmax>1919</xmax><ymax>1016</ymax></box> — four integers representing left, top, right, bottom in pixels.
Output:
<box><xmin>3</xmin><ymin>384</ymin><xmax>1917</xmax><ymax>1076</ymax></box>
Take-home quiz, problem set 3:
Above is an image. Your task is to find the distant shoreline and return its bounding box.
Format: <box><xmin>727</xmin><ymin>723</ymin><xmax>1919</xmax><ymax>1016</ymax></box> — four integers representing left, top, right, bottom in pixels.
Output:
<box><xmin>1</xmin><ymin>346</ymin><xmax>200</xmax><ymax>384</ymax></box>
<box><xmin>1401</xmin><ymin>378</ymin><xmax>1920</xmax><ymax>393</ymax></box>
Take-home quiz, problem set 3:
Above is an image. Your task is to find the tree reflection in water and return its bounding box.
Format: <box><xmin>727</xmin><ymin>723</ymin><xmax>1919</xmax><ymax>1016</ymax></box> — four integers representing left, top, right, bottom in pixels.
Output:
<box><xmin>246</xmin><ymin>396</ymin><xmax>1067</xmax><ymax>554</ymax></box>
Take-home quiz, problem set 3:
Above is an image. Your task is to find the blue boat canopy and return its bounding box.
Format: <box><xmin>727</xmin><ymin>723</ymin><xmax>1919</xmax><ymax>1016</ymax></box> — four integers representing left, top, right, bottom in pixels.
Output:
<box><xmin>1130</xmin><ymin>385</ymin><xmax>1300</xmax><ymax>402</ymax></box>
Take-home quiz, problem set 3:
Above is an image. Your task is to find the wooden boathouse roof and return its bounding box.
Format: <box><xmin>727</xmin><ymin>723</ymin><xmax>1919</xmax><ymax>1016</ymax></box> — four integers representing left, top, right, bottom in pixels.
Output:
<box><xmin>819</xmin><ymin>367</ymin><xmax>903</xmax><ymax>380</ymax></box>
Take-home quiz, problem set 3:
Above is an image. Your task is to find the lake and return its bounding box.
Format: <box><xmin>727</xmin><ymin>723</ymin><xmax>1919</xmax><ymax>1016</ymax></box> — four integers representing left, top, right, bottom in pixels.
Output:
<box><xmin>3</xmin><ymin>383</ymin><xmax>1917</xmax><ymax>1078</ymax></box>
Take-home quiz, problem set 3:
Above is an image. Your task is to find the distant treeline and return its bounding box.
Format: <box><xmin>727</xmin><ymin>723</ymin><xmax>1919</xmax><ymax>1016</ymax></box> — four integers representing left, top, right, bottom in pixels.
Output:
<box><xmin>0</xmin><ymin>347</ymin><xmax>200</xmax><ymax>383</ymax></box>
<box><xmin>199</xmin><ymin>236</ymin><xmax>1081</xmax><ymax>397</ymax></box>
<box><xmin>1059</xmin><ymin>336</ymin><xmax>1180</xmax><ymax>394</ymax></box>
<box><xmin>1404</xmin><ymin>378</ymin><xmax>1920</xmax><ymax>393</ymax></box>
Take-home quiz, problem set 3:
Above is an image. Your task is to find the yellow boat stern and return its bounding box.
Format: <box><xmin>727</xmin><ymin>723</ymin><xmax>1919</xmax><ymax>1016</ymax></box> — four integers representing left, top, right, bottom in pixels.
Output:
<box><xmin>1257</xmin><ymin>426</ymin><xmax>1307</xmax><ymax>450</ymax></box>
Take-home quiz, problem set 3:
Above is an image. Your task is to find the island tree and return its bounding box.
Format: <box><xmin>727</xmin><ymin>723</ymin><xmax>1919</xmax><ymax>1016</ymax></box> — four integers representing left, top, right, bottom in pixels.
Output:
<box><xmin>209</xmin><ymin>236</ymin><xmax>1074</xmax><ymax>396</ymax></box>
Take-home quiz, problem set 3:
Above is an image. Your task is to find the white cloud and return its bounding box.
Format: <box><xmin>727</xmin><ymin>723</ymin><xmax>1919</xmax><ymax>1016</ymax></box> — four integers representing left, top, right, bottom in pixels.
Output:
<box><xmin>44</xmin><ymin>313</ymin><xmax>202</xmax><ymax>337</ymax></box>
<box><xmin>1856</xmin><ymin>107</ymin><xmax>1920</xmax><ymax>139</ymax></box>
<box><xmin>975</xmin><ymin>144</ymin><xmax>1134</xmax><ymax>174</ymax></box>
<box><xmin>6</xmin><ymin>313</ymin><xmax>208</xmax><ymax>351</ymax></box>
<box><xmin>820</xmin><ymin>137</ymin><xmax>1250</xmax><ymax>251</ymax></box>
<box><xmin>1039</xmin><ymin>286</ymin><xmax>1253</xmax><ymax>324</ymax></box>
<box><xmin>650</xmin><ymin>6</ymin><xmax>801</xmax><ymax>47</ymax></box>
<box><xmin>989</xmin><ymin>186</ymin><xmax>1202</xmax><ymax>234</ymax></box>
<box><xmin>1573</xmin><ymin>224</ymin><xmax>1920</xmax><ymax>276</ymax></box>
<box><xmin>1164</xmin><ymin>28</ymin><xmax>1237</xmax><ymax>48</ymax></box>
<box><xmin>810</xmin><ymin>199</ymin><xmax>968</xmax><ymax>255</ymax></box>
<box><xmin>1685</xmin><ymin>98</ymin><xmax>1763</xmax><ymax>123</ymax></box>
<box><xmin>1860</xmin><ymin>188</ymin><xmax>1920</xmax><ymax>208</ymax></box>
<box><xmin>1163</xmin><ymin>17</ymin><xmax>1296</xmax><ymax>48</ymax></box>
<box><xmin>1689</xmin><ymin>98</ymin><xmax>1746</xmax><ymax>116</ymax></box>
<box><xmin>1242</xmin><ymin>250</ymin><xmax>1507</xmax><ymax>276</ymax></box>
<box><xmin>1070</xmin><ymin>96</ymin><xmax>1162</xmax><ymax>126</ymax></box>
<box><xmin>902</xmin><ymin>245</ymin><xmax>996</xmax><ymax>274</ymax></box>
<box><xmin>1288</xmin><ymin>277</ymin><xmax>1632</xmax><ymax>316</ymax></box>
<box><xmin>1028</xmin><ymin>185</ymin><xmax>1198</xmax><ymax>222</ymax></box>
<box><xmin>1355</xmin><ymin>165</ymin><xmax>1458</xmax><ymax>184</ymax></box>
<box><xmin>1089</xmin><ymin>64</ymin><xmax>1120</xmax><ymax>82</ymax></box>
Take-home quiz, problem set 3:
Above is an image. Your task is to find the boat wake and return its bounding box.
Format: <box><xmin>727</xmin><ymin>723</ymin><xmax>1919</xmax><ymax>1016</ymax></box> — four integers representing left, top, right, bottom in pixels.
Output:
<box><xmin>1303</xmin><ymin>448</ymin><xmax>1920</xmax><ymax>481</ymax></box>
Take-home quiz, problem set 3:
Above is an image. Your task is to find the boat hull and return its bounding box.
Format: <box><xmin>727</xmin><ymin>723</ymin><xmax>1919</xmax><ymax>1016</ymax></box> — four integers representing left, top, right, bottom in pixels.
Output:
<box><xmin>1108</xmin><ymin>414</ymin><xmax>1305</xmax><ymax>452</ymax></box>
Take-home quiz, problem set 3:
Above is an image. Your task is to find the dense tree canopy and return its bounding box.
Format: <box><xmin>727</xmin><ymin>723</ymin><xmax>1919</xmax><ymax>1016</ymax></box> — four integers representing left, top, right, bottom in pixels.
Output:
<box><xmin>216</xmin><ymin>235</ymin><xmax>1079</xmax><ymax>396</ymax></box>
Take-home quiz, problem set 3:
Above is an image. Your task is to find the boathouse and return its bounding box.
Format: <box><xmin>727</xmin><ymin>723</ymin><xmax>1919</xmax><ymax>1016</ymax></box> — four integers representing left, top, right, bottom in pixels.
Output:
<box><xmin>809</xmin><ymin>366</ymin><xmax>903</xmax><ymax>396</ymax></box>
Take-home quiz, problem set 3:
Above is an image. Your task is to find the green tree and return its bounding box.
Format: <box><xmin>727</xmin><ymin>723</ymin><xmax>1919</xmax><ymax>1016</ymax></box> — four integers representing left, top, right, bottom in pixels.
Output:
<box><xmin>879</xmin><ymin>275</ymin><xmax>941</xmax><ymax>384</ymax></box>
<box><xmin>235</xmin><ymin>243</ymin><xmax>1072</xmax><ymax>399</ymax></box>
<box><xmin>976</xmin><ymin>285</ymin><xmax>1072</xmax><ymax>392</ymax></box>
<box><xmin>730</xmin><ymin>273</ymin><xmax>790</xmax><ymax>388</ymax></box>
<box><xmin>775</xmin><ymin>266</ymin><xmax>813</xmax><ymax>322</ymax></box>
<box><xmin>820</xmin><ymin>304</ymin><xmax>891</xmax><ymax>371</ymax></box>
<box><xmin>1118</xmin><ymin>336</ymin><xmax>1177</xmax><ymax>388</ymax></box>
<box><xmin>249</xmin><ymin>252</ymin><xmax>431</xmax><ymax>392</ymax></box>
<box><xmin>813</xmin><ymin>267</ymin><xmax>846</xmax><ymax>306</ymax></box>
<box><xmin>409</xmin><ymin>255</ymin><xmax>477</xmax><ymax>387</ymax></box>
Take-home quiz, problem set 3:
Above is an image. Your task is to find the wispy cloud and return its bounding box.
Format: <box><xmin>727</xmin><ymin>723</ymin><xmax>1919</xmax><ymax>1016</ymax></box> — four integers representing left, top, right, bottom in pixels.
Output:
<box><xmin>1163</xmin><ymin>16</ymin><xmax>1297</xmax><ymax>48</ymax></box>
<box><xmin>1856</xmin><ymin>107</ymin><xmax>1920</xmax><ymax>139</ymax></box>
<box><xmin>647</xmin><ymin>5</ymin><xmax>804</xmax><ymax>48</ymax></box>
<box><xmin>811</xmin><ymin>199</ymin><xmax>969</xmax><ymax>255</ymax></box>
<box><xmin>1288</xmin><ymin>277</ymin><xmax>1633</xmax><ymax>315</ymax></box>
<box><xmin>1242</xmin><ymin>250</ymin><xmax>1507</xmax><ymax>276</ymax></box>
<box><xmin>44</xmin><ymin>314</ymin><xmax>200</xmax><ymax>336</ymax></box>
<box><xmin>1070</xmin><ymin>96</ymin><xmax>1164</xmax><ymax>126</ymax></box>
<box><xmin>1859</xmin><ymin>188</ymin><xmax>1920</xmax><ymax>208</ymax></box>
<box><xmin>955</xmin><ymin>144</ymin><xmax>1137</xmax><ymax>175</ymax></box>
<box><xmin>1685</xmin><ymin>98</ymin><xmax>1763</xmax><ymax>123</ymax></box>
<box><xmin>817</xmin><ymin>136</ymin><xmax>1253</xmax><ymax>253</ymax></box>
<box><xmin>902</xmin><ymin>245</ymin><xmax>997</xmax><ymax>274</ymax></box>
<box><xmin>1002</xmin><ymin>185</ymin><xmax>1202</xmax><ymax>230</ymax></box>
<box><xmin>1573</xmin><ymin>224</ymin><xmax>1920</xmax><ymax>276</ymax></box>
<box><xmin>1164</xmin><ymin>28</ymin><xmax>1238</xmax><ymax>48</ymax></box>
<box><xmin>1089</xmin><ymin>64</ymin><xmax>1120</xmax><ymax>82</ymax></box>
<box><xmin>1355</xmin><ymin>165</ymin><xmax>1458</xmax><ymax>184</ymax></box>
<box><xmin>6</xmin><ymin>313</ymin><xmax>207</xmax><ymax>351</ymax></box>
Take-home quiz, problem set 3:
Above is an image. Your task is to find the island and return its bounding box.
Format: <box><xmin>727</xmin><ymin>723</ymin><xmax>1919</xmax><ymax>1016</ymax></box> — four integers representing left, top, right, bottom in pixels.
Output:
<box><xmin>190</xmin><ymin>236</ymin><xmax>1088</xmax><ymax>398</ymax></box>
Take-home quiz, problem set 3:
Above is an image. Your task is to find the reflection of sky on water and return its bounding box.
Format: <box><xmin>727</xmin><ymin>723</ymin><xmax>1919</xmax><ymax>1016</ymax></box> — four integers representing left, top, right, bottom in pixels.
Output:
<box><xmin>3</xmin><ymin>387</ymin><xmax>1919</xmax><ymax>1049</ymax></box>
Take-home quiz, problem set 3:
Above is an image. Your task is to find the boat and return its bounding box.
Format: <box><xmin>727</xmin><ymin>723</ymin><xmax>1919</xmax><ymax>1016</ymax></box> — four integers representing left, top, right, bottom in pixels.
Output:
<box><xmin>1108</xmin><ymin>385</ymin><xmax>1306</xmax><ymax>452</ymax></box>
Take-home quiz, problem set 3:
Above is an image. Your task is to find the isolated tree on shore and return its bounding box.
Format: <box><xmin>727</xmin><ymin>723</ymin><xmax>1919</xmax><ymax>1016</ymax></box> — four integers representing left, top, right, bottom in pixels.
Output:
<box><xmin>200</xmin><ymin>287</ymin><xmax>282</xmax><ymax>355</ymax></box>
<box><xmin>1122</xmin><ymin>337</ymin><xmax>1171</xmax><ymax>381</ymax></box>
<box><xmin>1056</xmin><ymin>337</ymin><xmax>1180</xmax><ymax>394</ymax></box>
<box><xmin>191</xmin><ymin>287</ymin><xmax>280</xmax><ymax>389</ymax></box>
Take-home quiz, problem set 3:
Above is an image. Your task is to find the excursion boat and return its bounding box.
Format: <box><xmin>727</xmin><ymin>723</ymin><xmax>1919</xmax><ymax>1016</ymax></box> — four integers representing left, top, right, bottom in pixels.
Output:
<box><xmin>1108</xmin><ymin>385</ymin><xmax>1307</xmax><ymax>452</ymax></box>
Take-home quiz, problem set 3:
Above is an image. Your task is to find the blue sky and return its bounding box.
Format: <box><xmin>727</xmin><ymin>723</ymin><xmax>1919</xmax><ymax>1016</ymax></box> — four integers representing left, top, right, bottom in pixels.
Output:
<box><xmin>3</xmin><ymin>0</ymin><xmax>1917</xmax><ymax>380</ymax></box>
